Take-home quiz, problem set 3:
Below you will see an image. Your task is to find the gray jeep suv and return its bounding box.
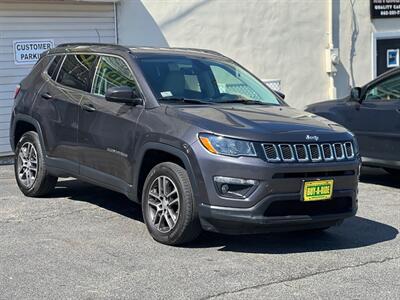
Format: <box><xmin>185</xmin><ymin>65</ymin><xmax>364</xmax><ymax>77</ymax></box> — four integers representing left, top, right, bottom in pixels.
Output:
<box><xmin>10</xmin><ymin>43</ymin><xmax>360</xmax><ymax>245</ymax></box>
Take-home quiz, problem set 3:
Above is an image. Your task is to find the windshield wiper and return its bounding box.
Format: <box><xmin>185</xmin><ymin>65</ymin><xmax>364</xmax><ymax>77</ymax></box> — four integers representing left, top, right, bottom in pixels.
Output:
<box><xmin>157</xmin><ymin>97</ymin><xmax>211</xmax><ymax>105</ymax></box>
<box><xmin>217</xmin><ymin>99</ymin><xmax>273</xmax><ymax>105</ymax></box>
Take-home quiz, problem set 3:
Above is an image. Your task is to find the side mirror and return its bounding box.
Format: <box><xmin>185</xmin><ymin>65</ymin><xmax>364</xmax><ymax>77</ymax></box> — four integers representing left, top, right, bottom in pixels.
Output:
<box><xmin>275</xmin><ymin>90</ymin><xmax>285</xmax><ymax>99</ymax></box>
<box><xmin>105</xmin><ymin>86</ymin><xmax>143</xmax><ymax>106</ymax></box>
<box><xmin>350</xmin><ymin>87</ymin><xmax>362</xmax><ymax>102</ymax></box>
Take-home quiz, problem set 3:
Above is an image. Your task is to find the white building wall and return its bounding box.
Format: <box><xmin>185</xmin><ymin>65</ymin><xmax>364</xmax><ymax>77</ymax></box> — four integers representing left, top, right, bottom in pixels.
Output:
<box><xmin>118</xmin><ymin>0</ymin><xmax>400</xmax><ymax>107</ymax></box>
<box><xmin>118</xmin><ymin>0</ymin><xmax>331</xmax><ymax>108</ymax></box>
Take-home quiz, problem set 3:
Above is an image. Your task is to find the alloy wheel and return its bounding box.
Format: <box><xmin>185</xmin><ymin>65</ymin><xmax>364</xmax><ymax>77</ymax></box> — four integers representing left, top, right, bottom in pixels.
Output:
<box><xmin>147</xmin><ymin>175</ymin><xmax>180</xmax><ymax>233</ymax></box>
<box><xmin>17</xmin><ymin>142</ymin><xmax>38</xmax><ymax>188</ymax></box>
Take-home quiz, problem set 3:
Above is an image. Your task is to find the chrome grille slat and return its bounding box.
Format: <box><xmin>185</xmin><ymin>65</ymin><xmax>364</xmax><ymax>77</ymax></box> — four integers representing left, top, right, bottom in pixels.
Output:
<box><xmin>308</xmin><ymin>144</ymin><xmax>322</xmax><ymax>162</ymax></box>
<box><xmin>262</xmin><ymin>143</ymin><xmax>280</xmax><ymax>162</ymax></box>
<box><xmin>321</xmin><ymin>143</ymin><xmax>334</xmax><ymax>161</ymax></box>
<box><xmin>294</xmin><ymin>144</ymin><xmax>309</xmax><ymax>162</ymax></box>
<box><xmin>278</xmin><ymin>144</ymin><xmax>296</xmax><ymax>162</ymax></box>
<box><xmin>344</xmin><ymin>142</ymin><xmax>354</xmax><ymax>159</ymax></box>
<box><xmin>263</xmin><ymin>142</ymin><xmax>355</xmax><ymax>163</ymax></box>
<box><xmin>333</xmin><ymin>143</ymin><xmax>345</xmax><ymax>160</ymax></box>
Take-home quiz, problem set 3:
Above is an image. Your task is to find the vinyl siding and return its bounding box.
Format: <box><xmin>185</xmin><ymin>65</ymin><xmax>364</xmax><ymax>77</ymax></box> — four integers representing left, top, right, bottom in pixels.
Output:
<box><xmin>0</xmin><ymin>1</ymin><xmax>116</xmax><ymax>155</ymax></box>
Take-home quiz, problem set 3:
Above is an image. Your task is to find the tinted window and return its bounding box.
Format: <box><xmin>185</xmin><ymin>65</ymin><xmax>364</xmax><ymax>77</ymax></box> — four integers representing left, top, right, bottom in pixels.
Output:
<box><xmin>92</xmin><ymin>56</ymin><xmax>137</xmax><ymax>96</ymax></box>
<box><xmin>47</xmin><ymin>55</ymin><xmax>63</xmax><ymax>79</ymax></box>
<box><xmin>57</xmin><ymin>54</ymin><xmax>97</xmax><ymax>91</ymax></box>
<box><xmin>365</xmin><ymin>74</ymin><xmax>400</xmax><ymax>101</ymax></box>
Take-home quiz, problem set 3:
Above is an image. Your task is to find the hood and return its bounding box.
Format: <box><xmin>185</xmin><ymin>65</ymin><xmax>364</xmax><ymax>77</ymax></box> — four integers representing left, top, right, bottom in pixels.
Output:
<box><xmin>304</xmin><ymin>97</ymin><xmax>348</xmax><ymax>112</ymax></box>
<box><xmin>166</xmin><ymin>104</ymin><xmax>353</xmax><ymax>143</ymax></box>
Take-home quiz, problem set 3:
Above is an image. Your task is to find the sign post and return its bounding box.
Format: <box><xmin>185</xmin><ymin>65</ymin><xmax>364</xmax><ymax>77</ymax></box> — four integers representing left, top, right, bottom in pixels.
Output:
<box><xmin>13</xmin><ymin>40</ymin><xmax>54</xmax><ymax>65</ymax></box>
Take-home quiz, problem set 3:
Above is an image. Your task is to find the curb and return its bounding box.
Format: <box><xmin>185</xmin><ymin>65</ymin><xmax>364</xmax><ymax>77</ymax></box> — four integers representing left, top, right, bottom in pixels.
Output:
<box><xmin>0</xmin><ymin>156</ymin><xmax>14</xmax><ymax>166</ymax></box>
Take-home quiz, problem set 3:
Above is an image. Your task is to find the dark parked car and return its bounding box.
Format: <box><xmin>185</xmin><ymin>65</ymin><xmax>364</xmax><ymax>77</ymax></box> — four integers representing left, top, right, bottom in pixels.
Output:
<box><xmin>305</xmin><ymin>68</ymin><xmax>400</xmax><ymax>175</ymax></box>
<box><xmin>10</xmin><ymin>43</ymin><xmax>360</xmax><ymax>245</ymax></box>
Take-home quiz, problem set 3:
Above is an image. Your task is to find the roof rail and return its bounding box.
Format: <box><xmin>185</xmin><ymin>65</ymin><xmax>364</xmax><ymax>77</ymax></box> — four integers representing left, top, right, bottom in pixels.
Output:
<box><xmin>56</xmin><ymin>43</ymin><xmax>130</xmax><ymax>51</ymax></box>
<box><xmin>170</xmin><ymin>47</ymin><xmax>224</xmax><ymax>56</ymax></box>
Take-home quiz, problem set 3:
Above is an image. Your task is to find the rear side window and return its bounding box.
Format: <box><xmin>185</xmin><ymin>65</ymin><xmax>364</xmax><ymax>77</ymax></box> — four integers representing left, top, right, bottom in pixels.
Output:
<box><xmin>56</xmin><ymin>54</ymin><xmax>97</xmax><ymax>91</ymax></box>
<box><xmin>92</xmin><ymin>56</ymin><xmax>138</xmax><ymax>96</ymax></box>
<box><xmin>47</xmin><ymin>55</ymin><xmax>63</xmax><ymax>80</ymax></box>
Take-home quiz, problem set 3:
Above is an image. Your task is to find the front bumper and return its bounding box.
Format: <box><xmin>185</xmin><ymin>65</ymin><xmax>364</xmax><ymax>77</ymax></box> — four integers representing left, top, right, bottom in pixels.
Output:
<box><xmin>198</xmin><ymin>189</ymin><xmax>357</xmax><ymax>234</ymax></box>
<box><xmin>190</xmin><ymin>141</ymin><xmax>360</xmax><ymax>234</ymax></box>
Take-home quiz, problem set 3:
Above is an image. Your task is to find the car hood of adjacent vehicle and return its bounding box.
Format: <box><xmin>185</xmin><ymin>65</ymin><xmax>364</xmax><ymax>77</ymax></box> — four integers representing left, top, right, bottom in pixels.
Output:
<box><xmin>305</xmin><ymin>97</ymin><xmax>348</xmax><ymax>112</ymax></box>
<box><xmin>166</xmin><ymin>104</ymin><xmax>353</xmax><ymax>143</ymax></box>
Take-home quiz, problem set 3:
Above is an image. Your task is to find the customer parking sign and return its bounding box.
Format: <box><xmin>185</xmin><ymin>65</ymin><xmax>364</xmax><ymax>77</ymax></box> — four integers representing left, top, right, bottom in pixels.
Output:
<box><xmin>13</xmin><ymin>40</ymin><xmax>54</xmax><ymax>65</ymax></box>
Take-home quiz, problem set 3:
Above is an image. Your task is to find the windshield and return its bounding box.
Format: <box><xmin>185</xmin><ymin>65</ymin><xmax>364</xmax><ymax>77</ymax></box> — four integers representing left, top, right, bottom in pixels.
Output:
<box><xmin>136</xmin><ymin>55</ymin><xmax>283</xmax><ymax>105</ymax></box>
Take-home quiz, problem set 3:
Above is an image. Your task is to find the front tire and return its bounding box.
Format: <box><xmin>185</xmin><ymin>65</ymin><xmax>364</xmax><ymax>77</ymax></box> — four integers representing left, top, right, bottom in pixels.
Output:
<box><xmin>14</xmin><ymin>131</ymin><xmax>58</xmax><ymax>197</ymax></box>
<box><xmin>142</xmin><ymin>162</ymin><xmax>201</xmax><ymax>245</ymax></box>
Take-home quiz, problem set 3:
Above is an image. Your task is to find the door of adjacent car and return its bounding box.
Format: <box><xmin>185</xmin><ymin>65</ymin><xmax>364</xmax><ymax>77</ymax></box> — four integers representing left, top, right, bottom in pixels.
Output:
<box><xmin>78</xmin><ymin>55</ymin><xmax>143</xmax><ymax>188</ymax></box>
<box><xmin>343</xmin><ymin>74</ymin><xmax>400</xmax><ymax>161</ymax></box>
<box><xmin>37</xmin><ymin>54</ymin><xmax>97</xmax><ymax>172</ymax></box>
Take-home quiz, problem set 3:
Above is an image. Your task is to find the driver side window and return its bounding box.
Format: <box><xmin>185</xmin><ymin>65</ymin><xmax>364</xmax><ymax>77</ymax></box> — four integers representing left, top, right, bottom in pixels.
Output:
<box><xmin>364</xmin><ymin>74</ymin><xmax>400</xmax><ymax>101</ymax></box>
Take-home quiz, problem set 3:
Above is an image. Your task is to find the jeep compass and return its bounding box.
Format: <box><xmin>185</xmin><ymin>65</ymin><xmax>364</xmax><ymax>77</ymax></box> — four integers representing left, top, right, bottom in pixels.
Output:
<box><xmin>10</xmin><ymin>43</ymin><xmax>360</xmax><ymax>245</ymax></box>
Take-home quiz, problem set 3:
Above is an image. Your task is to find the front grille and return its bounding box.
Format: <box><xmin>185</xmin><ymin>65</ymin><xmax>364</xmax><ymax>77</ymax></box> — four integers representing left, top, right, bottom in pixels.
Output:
<box><xmin>262</xmin><ymin>141</ymin><xmax>356</xmax><ymax>163</ymax></box>
<box><xmin>264</xmin><ymin>197</ymin><xmax>353</xmax><ymax>217</ymax></box>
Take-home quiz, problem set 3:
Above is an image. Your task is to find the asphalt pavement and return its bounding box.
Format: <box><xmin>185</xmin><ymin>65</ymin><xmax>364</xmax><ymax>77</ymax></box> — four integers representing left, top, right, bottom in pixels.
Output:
<box><xmin>0</xmin><ymin>165</ymin><xmax>399</xmax><ymax>299</ymax></box>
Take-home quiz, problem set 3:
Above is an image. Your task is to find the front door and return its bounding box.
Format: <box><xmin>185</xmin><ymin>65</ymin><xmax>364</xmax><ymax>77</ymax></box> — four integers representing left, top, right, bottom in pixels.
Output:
<box><xmin>343</xmin><ymin>73</ymin><xmax>400</xmax><ymax>162</ymax></box>
<box><xmin>78</xmin><ymin>55</ymin><xmax>143</xmax><ymax>188</ymax></box>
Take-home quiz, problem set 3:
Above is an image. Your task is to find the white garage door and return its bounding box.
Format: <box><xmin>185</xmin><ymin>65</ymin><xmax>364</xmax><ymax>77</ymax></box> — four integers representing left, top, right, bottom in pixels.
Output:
<box><xmin>0</xmin><ymin>1</ymin><xmax>117</xmax><ymax>155</ymax></box>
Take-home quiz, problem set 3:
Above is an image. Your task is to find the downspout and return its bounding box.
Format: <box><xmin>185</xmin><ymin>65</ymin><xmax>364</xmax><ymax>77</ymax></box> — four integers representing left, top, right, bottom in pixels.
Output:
<box><xmin>326</xmin><ymin>0</ymin><xmax>338</xmax><ymax>99</ymax></box>
<box><xmin>114</xmin><ymin>1</ymin><xmax>119</xmax><ymax>44</ymax></box>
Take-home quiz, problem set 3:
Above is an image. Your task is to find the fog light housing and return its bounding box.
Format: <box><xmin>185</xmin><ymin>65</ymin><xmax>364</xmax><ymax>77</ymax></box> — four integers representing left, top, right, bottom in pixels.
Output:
<box><xmin>214</xmin><ymin>176</ymin><xmax>258</xmax><ymax>199</ymax></box>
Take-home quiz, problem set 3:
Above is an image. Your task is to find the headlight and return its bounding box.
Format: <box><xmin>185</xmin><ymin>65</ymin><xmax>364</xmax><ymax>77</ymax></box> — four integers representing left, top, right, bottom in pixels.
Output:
<box><xmin>199</xmin><ymin>133</ymin><xmax>256</xmax><ymax>157</ymax></box>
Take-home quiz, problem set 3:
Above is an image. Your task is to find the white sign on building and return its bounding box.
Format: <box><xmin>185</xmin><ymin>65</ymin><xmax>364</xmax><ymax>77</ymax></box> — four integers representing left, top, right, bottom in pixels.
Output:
<box><xmin>13</xmin><ymin>40</ymin><xmax>54</xmax><ymax>65</ymax></box>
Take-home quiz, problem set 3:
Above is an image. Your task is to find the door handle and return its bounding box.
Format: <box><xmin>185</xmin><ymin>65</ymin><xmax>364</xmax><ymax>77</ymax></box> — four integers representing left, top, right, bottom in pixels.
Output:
<box><xmin>82</xmin><ymin>103</ymin><xmax>96</xmax><ymax>112</ymax></box>
<box><xmin>41</xmin><ymin>92</ymin><xmax>53</xmax><ymax>100</ymax></box>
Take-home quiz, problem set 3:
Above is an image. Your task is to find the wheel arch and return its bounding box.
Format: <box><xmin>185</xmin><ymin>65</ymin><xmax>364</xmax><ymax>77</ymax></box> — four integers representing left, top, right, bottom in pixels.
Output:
<box><xmin>11</xmin><ymin>114</ymin><xmax>45</xmax><ymax>153</ymax></box>
<box><xmin>134</xmin><ymin>142</ymin><xmax>200</xmax><ymax>204</ymax></box>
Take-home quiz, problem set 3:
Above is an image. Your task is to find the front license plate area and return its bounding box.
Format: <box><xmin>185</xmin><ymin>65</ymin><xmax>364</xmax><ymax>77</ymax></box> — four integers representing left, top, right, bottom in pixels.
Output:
<box><xmin>302</xmin><ymin>179</ymin><xmax>334</xmax><ymax>201</ymax></box>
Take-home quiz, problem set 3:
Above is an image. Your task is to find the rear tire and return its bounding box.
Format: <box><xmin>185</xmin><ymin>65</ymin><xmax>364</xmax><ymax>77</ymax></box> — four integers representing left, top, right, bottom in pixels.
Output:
<box><xmin>142</xmin><ymin>162</ymin><xmax>201</xmax><ymax>245</ymax></box>
<box><xmin>14</xmin><ymin>131</ymin><xmax>58</xmax><ymax>197</ymax></box>
<box><xmin>384</xmin><ymin>168</ymin><xmax>400</xmax><ymax>177</ymax></box>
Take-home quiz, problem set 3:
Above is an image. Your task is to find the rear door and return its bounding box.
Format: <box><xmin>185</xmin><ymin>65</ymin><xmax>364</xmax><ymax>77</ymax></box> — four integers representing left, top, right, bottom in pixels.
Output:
<box><xmin>345</xmin><ymin>73</ymin><xmax>400</xmax><ymax>162</ymax></box>
<box><xmin>78</xmin><ymin>54</ymin><xmax>143</xmax><ymax>188</ymax></box>
<box><xmin>37</xmin><ymin>53</ymin><xmax>97</xmax><ymax>172</ymax></box>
